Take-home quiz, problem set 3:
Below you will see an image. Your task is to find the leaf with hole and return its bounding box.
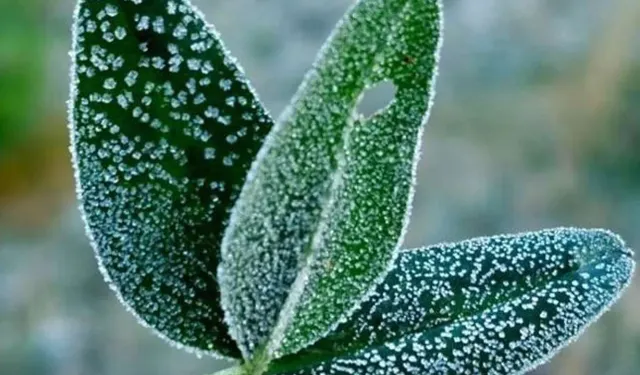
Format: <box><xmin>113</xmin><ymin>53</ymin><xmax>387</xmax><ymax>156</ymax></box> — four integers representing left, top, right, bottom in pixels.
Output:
<box><xmin>267</xmin><ymin>228</ymin><xmax>635</xmax><ymax>375</ymax></box>
<box><xmin>69</xmin><ymin>0</ymin><xmax>273</xmax><ymax>358</ymax></box>
<box><xmin>219</xmin><ymin>0</ymin><xmax>443</xmax><ymax>359</ymax></box>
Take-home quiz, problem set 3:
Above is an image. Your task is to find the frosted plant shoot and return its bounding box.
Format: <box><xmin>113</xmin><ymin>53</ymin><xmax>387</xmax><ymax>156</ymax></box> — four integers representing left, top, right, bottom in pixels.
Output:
<box><xmin>68</xmin><ymin>0</ymin><xmax>635</xmax><ymax>374</ymax></box>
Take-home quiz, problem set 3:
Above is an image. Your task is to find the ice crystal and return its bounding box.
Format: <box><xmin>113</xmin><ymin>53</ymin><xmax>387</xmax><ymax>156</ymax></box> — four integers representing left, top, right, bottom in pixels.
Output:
<box><xmin>68</xmin><ymin>0</ymin><xmax>273</xmax><ymax>358</ymax></box>
<box><xmin>219</xmin><ymin>0</ymin><xmax>442</xmax><ymax>358</ymax></box>
<box><xmin>268</xmin><ymin>228</ymin><xmax>635</xmax><ymax>375</ymax></box>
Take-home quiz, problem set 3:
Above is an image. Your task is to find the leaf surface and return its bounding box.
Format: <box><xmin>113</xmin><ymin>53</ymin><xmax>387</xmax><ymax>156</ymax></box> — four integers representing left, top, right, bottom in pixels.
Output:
<box><xmin>219</xmin><ymin>0</ymin><xmax>442</xmax><ymax>359</ymax></box>
<box><xmin>268</xmin><ymin>228</ymin><xmax>635</xmax><ymax>375</ymax></box>
<box><xmin>69</xmin><ymin>0</ymin><xmax>273</xmax><ymax>357</ymax></box>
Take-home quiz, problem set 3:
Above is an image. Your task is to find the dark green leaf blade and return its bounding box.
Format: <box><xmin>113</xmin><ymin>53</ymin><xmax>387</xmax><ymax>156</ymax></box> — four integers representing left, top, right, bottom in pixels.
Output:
<box><xmin>268</xmin><ymin>228</ymin><xmax>635</xmax><ymax>374</ymax></box>
<box><xmin>69</xmin><ymin>0</ymin><xmax>273</xmax><ymax>357</ymax></box>
<box><xmin>220</xmin><ymin>0</ymin><xmax>442</xmax><ymax>358</ymax></box>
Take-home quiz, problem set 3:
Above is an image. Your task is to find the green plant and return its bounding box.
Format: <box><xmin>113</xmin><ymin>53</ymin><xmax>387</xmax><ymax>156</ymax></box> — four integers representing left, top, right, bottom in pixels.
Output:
<box><xmin>67</xmin><ymin>0</ymin><xmax>634</xmax><ymax>374</ymax></box>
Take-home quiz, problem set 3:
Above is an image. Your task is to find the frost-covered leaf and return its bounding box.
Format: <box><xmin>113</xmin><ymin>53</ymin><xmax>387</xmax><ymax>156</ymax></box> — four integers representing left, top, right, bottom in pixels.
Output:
<box><xmin>69</xmin><ymin>0</ymin><xmax>273</xmax><ymax>357</ymax></box>
<box><xmin>267</xmin><ymin>228</ymin><xmax>635</xmax><ymax>375</ymax></box>
<box><xmin>219</xmin><ymin>0</ymin><xmax>442</xmax><ymax>359</ymax></box>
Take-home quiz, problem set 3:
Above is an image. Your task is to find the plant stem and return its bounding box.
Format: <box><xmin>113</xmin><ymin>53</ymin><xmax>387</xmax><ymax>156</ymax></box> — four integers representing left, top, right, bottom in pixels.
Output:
<box><xmin>207</xmin><ymin>365</ymin><xmax>243</xmax><ymax>375</ymax></box>
<box><xmin>206</xmin><ymin>349</ymin><xmax>270</xmax><ymax>375</ymax></box>
<box><xmin>240</xmin><ymin>347</ymin><xmax>270</xmax><ymax>375</ymax></box>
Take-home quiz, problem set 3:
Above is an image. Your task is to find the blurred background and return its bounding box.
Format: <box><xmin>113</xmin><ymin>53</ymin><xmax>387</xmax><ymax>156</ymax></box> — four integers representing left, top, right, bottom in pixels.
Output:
<box><xmin>0</xmin><ymin>0</ymin><xmax>638</xmax><ymax>374</ymax></box>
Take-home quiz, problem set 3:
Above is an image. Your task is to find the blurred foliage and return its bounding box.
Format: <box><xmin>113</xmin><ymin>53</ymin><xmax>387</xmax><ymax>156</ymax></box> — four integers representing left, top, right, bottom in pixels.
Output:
<box><xmin>0</xmin><ymin>0</ymin><xmax>638</xmax><ymax>374</ymax></box>
<box><xmin>591</xmin><ymin>65</ymin><xmax>640</xmax><ymax>188</ymax></box>
<box><xmin>0</xmin><ymin>0</ymin><xmax>44</xmax><ymax>157</ymax></box>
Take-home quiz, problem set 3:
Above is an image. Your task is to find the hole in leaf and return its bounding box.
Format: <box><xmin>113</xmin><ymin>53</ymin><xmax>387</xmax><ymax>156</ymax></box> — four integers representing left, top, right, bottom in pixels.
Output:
<box><xmin>356</xmin><ymin>80</ymin><xmax>397</xmax><ymax>118</ymax></box>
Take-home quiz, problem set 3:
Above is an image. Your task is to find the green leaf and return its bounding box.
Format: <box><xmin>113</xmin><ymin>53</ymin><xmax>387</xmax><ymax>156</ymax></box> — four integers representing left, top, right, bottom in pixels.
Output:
<box><xmin>68</xmin><ymin>0</ymin><xmax>273</xmax><ymax>358</ymax></box>
<box><xmin>268</xmin><ymin>228</ymin><xmax>635</xmax><ymax>375</ymax></box>
<box><xmin>219</xmin><ymin>0</ymin><xmax>442</xmax><ymax>359</ymax></box>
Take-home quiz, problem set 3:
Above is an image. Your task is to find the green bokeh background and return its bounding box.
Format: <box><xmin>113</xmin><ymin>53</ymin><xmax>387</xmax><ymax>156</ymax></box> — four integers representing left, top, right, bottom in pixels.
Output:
<box><xmin>0</xmin><ymin>1</ymin><xmax>638</xmax><ymax>374</ymax></box>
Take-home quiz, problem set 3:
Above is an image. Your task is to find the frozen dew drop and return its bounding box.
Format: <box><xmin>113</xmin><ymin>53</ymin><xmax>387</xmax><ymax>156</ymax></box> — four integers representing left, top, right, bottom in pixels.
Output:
<box><xmin>103</xmin><ymin>77</ymin><xmax>117</xmax><ymax>90</ymax></box>
<box><xmin>204</xmin><ymin>148</ymin><xmax>216</xmax><ymax>160</ymax></box>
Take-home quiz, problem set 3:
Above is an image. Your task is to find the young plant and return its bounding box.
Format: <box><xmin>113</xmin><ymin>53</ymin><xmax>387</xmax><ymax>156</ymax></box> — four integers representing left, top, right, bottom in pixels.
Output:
<box><xmin>68</xmin><ymin>0</ymin><xmax>634</xmax><ymax>374</ymax></box>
